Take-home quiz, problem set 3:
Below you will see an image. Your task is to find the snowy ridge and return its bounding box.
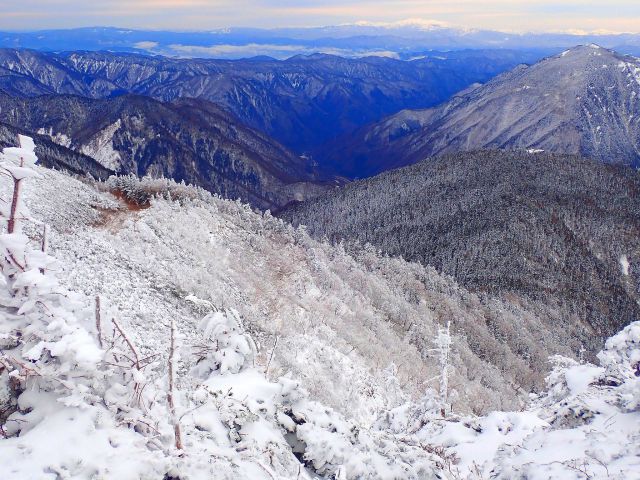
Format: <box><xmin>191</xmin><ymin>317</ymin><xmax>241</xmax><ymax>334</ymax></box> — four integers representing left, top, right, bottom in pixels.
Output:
<box><xmin>326</xmin><ymin>45</ymin><xmax>640</xmax><ymax>177</ymax></box>
<box><xmin>0</xmin><ymin>157</ymin><xmax>638</xmax><ymax>478</ymax></box>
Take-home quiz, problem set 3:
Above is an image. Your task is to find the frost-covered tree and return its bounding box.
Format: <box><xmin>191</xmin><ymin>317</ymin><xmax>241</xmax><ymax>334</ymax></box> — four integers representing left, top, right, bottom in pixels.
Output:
<box><xmin>0</xmin><ymin>135</ymin><xmax>103</xmax><ymax>435</ymax></box>
<box><xmin>0</xmin><ymin>136</ymin><xmax>165</xmax><ymax>445</ymax></box>
<box><xmin>598</xmin><ymin>321</ymin><xmax>640</xmax><ymax>411</ymax></box>
<box><xmin>431</xmin><ymin>321</ymin><xmax>452</xmax><ymax>417</ymax></box>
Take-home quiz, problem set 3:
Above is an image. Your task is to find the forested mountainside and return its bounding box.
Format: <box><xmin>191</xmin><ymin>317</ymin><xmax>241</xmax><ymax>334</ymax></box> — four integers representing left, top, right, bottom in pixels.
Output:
<box><xmin>1</xmin><ymin>140</ymin><xmax>638</xmax><ymax>479</ymax></box>
<box><xmin>0</xmin><ymin>48</ymin><xmax>541</xmax><ymax>156</ymax></box>
<box><xmin>281</xmin><ymin>150</ymin><xmax>640</xmax><ymax>351</ymax></box>
<box><xmin>321</xmin><ymin>45</ymin><xmax>640</xmax><ymax>178</ymax></box>
<box><xmin>0</xmin><ymin>93</ymin><xmax>326</xmax><ymax>209</ymax></box>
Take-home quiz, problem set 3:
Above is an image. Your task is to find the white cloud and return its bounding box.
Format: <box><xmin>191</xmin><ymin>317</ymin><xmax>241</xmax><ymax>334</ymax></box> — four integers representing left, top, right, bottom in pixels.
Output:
<box><xmin>134</xmin><ymin>41</ymin><xmax>159</xmax><ymax>50</ymax></box>
<box><xmin>168</xmin><ymin>43</ymin><xmax>306</xmax><ymax>58</ymax></box>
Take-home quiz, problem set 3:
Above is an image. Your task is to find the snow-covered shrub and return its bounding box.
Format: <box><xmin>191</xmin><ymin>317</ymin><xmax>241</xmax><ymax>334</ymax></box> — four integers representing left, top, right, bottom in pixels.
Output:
<box><xmin>374</xmin><ymin>387</ymin><xmax>443</xmax><ymax>436</ymax></box>
<box><xmin>105</xmin><ymin>174</ymin><xmax>203</xmax><ymax>207</ymax></box>
<box><xmin>540</xmin><ymin>355</ymin><xmax>606</xmax><ymax>428</ymax></box>
<box><xmin>184</xmin><ymin>307</ymin><xmax>448</xmax><ymax>479</ymax></box>
<box><xmin>0</xmin><ymin>138</ymin><xmax>169</xmax><ymax>477</ymax></box>
<box><xmin>193</xmin><ymin>309</ymin><xmax>257</xmax><ymax>377</ymax></box>
<box><xmin>194</xmin><ymin>366</ymin><xmax>445</xmax><ymax>479</ymax></box>
<box><xmin>279</xmin><ymin>378</ymin><xmax>446</xmax><ymax>479</ymax></box>
<box><xmin>544</xmin><ymin>355</ymin><xmax>582</xmax><ymax>402</ymax></box>
<box><xmin>598</xmin><ymin>321</ymin><xmax>640</xmax><ymax>411</ymax></box>
<box><xmin>106</xmin><ymin>174</ymin><xmax>153</xmax><ymax>206</ymax></box>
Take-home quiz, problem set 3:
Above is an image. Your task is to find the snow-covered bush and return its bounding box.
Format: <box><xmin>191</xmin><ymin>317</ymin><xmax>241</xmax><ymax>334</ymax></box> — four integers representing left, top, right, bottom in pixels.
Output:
<box><xmin>196</xmin><ymin>365</ymin><xmax>446</xmax><ymax>479</ymax></box>
<box><xmin>0</xmin><ymin>137</ymin><xmax>170</xmax><ymax>477</ymax></box>
<box><xmin>193</xmin><ymin>309</ymin><xmax>257</xmax><ymax>377</ymax></box>
<box><xmin>105</xmin><ymin>174</ymin><xmax>203</xmax><ymax>207</ymax></box>
<box><xmin>378</xmin><ymin>388</ymin><xmax>444</xmax><ymax>435</ymax></box>
<box><xmin>544</xmin><ymin>354</ymin><xmax>583</xmax><ymax>402</ymax></box>
<box><xmin>598</xmin><ymin>321</ymin><xmax>640</xmax><ymax>411</ymax></box>
<box><xmin>184</xmin><ymin>307</ymin><xmax>448</xmax><ymax>479</ymax></box>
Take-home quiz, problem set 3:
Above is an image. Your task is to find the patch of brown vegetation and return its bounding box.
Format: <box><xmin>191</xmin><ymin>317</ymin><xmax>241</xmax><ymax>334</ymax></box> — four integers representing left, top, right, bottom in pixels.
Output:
<box><xmin>109</xmin><ymin>189</ymin><xmax>151</xmax><ymax>211</ymax></box>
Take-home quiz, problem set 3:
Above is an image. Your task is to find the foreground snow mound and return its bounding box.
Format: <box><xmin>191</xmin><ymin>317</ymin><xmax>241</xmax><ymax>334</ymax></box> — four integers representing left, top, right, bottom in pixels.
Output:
<box><xmin>416</xmin><ymin>321</ymin><xmax>640</xmax><ymax>479</ymax></box>
<box><xmin>0</xmin><ymin>403</ymin><xmax>167</xmax><ymax>479</ymax></box>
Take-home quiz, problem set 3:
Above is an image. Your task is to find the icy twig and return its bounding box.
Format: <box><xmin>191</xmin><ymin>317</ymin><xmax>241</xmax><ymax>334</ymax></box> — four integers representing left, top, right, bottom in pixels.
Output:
<box><xmin>168</xmin><ymin>316</ymin><xmax>183</xmax><ymax>450</ymax></box>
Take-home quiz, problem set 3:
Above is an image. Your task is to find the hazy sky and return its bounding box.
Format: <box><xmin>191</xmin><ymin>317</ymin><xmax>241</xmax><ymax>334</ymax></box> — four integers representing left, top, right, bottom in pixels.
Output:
<box><xmin>1</xmin><ymin>0</ymin><xmax>639</xmax><ymax>33</ymax></box>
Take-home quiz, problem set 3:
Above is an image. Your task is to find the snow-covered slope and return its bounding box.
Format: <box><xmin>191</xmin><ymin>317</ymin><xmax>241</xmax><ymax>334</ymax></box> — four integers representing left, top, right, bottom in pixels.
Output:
<box><xmin>281</xmin><ymin>150</ymin><xmax>640</xmax><ymax>351</ymax></box>
<box><xmin>9</xmin><ymin>167</ymin><xmax>549</xmax><ymax>417</ymax></box>
<box><xmin>1</xmin><ymin>147</ymin><xmax>638</xmax><ymax>478</ymax></box>
<box><xmin>412</xmin><ymin>322</ymin><xmax>640</xmax><ymax>479</ymax></box>
<box><xmin>0</xmin><ymin>147</ymin><xmax>454</xmax><ymax>479</ymax></box>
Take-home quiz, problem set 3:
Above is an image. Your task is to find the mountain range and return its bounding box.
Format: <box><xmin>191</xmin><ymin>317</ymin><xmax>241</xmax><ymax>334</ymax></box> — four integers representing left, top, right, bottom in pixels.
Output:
<box><xmin>1</xmin><ymin>28</ymin><xmax>640</xmax><ymax>480</ymax></box>
<box><xmin>2</xmin><ymin>43</ymin><xmax>640</xmax><ymax>310</ymax></box>
<box><xmin>1</xmin><ymin>24</ymin><xmax>640</xmax><ymax>59</ymax></box>
<box><xmin>0</xmin><ymin>92</ymin><xmax>324</xmax><ymax>209</ymax></box>
<box><xmin>0</xmin><ymin>48</ymin><xmax>544</xmax><ymax>155</ymax></box>
<box><xmin>320</xmin><ymin>45</ymin><xmax>640</xmax><ymax>177</ymax></box>
<box><xmin>0</xmin><ymin>121</ymin><xmax>113</xmax><ymax>179</ymax></box>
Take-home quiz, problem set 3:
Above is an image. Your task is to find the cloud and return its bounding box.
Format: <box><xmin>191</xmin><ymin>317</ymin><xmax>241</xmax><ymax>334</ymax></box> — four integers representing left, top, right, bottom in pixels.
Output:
<box><xmin>169</xmin><ymin>43</ymin><xmax>304</xmax><ymax>58</ymax></box>
<box><xmin>134</xmin><ymin>41</ymin><xmax>159</xmax><ymax>49</ymax></box>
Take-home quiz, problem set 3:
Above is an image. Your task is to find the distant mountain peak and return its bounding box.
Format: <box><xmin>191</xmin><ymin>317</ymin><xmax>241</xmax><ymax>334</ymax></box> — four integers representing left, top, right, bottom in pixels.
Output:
<box><xmin>321</xmin><ymin>45</ymin><xmax>640</xmax><ymax>177</ymax></box>
<box><xmin>347</xmin><ymin>18</ymin><xmax>454</xmax><ymax>31</ymax></box>
<box><xmin>556</xmin><ymin>43</ymin><xmax>618</xmax><ymax>58</ymax></box>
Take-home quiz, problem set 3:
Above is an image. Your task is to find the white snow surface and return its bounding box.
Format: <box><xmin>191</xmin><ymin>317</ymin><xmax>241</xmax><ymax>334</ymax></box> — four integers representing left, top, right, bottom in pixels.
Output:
<box><xmin>79</xmin><ymin>120</ymin><xmax>123</xmax><ymax>170</ymax></box>
<box><xmin>415</xmin><ymin>334</ymin><xmax>640</xmax><ymax>479</ymax></box>
<box><xmin>621</xmin><ymin>254</ymin><xmax>631</xmax><ymax>276</ymax></box>
<box><xmin>0</xmin><ymin>166</ymin><xmax>638</xmax><ymax>479</ymax></box>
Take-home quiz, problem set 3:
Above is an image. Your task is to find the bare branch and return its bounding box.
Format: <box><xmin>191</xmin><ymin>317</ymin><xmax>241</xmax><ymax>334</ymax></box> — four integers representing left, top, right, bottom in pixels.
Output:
<box><xmin>95</xmin><ymin>296</ymin><xmax>103</xmax><ymax>348</ymax></box>
<box><xmin>111</xmin><ymin>318</ymin><xmax>140</xmax><ymax>370</ymax></box>
<box><xmin>168</xmin><ymin>316</ymin><xmax>183</xmax><ymax>450</ymax></box>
